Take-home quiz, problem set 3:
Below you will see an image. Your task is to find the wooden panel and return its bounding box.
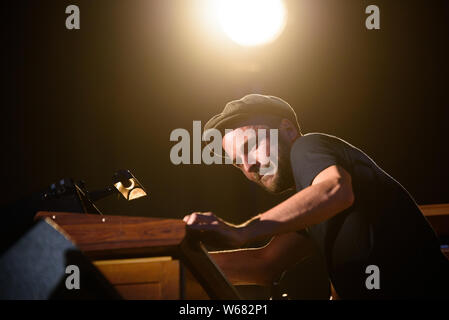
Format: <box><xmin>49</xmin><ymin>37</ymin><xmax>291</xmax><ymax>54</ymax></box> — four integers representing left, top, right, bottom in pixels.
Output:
<box><xmin>419</xmin><ymin>204</ymin><xmax>449</xmax><ymax>238</ymax></box>
<box><xmin>94</xmin><ymin>257</ymin><xmax>173</xmax><ymax>283</ymax></box>
<box><xmin>420</xmin><ymin>204</ymin><xmax>449</xmax><ymax>216</ymax></box>
<box><xmin>114</xmin><ymin>283</ymin><xmax>162</xmax><ymax>300</ymax></box>
<box><xmin>179</xmin><ymin>236</ymin><xmax>241</xmax><ymax>300</ymax></box>
<box><xmin>35</xmin><ymin>212</ymin><xmax>185</xmax><ymax>259</ymax></box>
<box><xmin>182</xmin><ymin>266</ymin><xmax>210</xmax><ymax>300</ymax></box>
<box><xmin>94</xmin><ymin>257</ymin><xmax>180</xmax><ymax>299</ymax></box>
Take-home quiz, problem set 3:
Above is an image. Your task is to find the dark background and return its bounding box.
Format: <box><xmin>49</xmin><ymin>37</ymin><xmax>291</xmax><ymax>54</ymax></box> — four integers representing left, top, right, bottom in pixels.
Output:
<box><xmin>1</xmin><ymin>0</ymin><xmax>448</xmax><ymax>224</ymax></box>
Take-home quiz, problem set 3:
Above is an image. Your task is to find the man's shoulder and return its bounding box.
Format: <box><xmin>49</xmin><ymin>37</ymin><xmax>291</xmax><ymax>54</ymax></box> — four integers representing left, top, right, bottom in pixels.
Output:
<box><xmin>289</xmin><ymin>133</ymin><xmax>344</xmax><ymax>190</ymax></box>
<box><xmin>300</xmin><ymin>132</ymin><xmax>348</xmax><ymax>142</ymax></box>
<box><xmin>291</xmin><ymin>132</ymin><xmax>345</xmax><ymax>152</ymax></box>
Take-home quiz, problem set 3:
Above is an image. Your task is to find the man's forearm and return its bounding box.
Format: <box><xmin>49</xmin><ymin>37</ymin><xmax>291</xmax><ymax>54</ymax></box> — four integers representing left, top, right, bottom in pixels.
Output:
<box><xmin>240</xmin><ymin>177</ymin><xmax>354</xmax><ymax>244</ymax></box>
<box><xmin>182</xmin><ymin>166</ymin><xmax>354</xmax><ymax>251</ymax></box>
<box><xmin>210</xmin><ymin>232</ymin><xmax>313</xmax><ymax>286</ymax></box>
<box><xmin>210</xmin><ymin>248</ymin><xmax>273</xmax><ymax>286</ymax></box>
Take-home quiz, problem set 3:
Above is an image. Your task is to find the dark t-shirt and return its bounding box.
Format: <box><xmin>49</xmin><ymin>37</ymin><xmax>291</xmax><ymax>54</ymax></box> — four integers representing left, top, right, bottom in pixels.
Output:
<box><xmin>290</xmin><ymin>133</ymin><xmax>449</xmax><ymax>299</ymax></box>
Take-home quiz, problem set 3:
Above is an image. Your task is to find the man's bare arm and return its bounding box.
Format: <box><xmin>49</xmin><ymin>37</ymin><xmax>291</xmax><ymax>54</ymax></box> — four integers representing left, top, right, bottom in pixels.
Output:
<box><xmin>210</xmin><ymin>232</ymin><xmax>315</xmax><ymax>286</ymax></box>
<box><xmin>241</xmin><ymin>165</ymin><xmax>355</xmax><ymax>243</ymax></box>
<box><xmin>184</xmin><ymin>165</ymin><xmax>354</xmax><ymax>248</ymax></box>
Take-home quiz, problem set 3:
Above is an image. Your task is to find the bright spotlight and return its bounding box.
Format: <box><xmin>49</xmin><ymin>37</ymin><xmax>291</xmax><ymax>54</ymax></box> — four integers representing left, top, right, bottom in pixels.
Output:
<box><xmin>214</xmin><ymin>0</ymin><xmax>287</xmax><ymax>47</ymax></box>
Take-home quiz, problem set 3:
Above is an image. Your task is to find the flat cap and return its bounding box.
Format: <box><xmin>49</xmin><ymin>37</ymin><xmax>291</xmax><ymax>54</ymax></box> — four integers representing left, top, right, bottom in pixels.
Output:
<box><xmin>204</xmin><ymin>94</ymin><xmax>300</xmax><ymax>134</ymax></box>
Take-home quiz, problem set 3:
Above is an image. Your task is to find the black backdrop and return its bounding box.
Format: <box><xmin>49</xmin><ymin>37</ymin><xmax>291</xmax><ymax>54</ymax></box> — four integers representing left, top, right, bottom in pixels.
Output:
<box><xmin>1</xmin><ymin>0</ymin><xmax>448</xmax><ymax>224</ymax></box>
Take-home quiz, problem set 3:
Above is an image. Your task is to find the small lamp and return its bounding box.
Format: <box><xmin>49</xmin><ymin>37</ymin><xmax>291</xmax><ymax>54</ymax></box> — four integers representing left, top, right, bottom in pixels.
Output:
<box><xmin>112</xmin><ymin>170</ymin><xmax>147</xmax><ymax>201</ymax></box>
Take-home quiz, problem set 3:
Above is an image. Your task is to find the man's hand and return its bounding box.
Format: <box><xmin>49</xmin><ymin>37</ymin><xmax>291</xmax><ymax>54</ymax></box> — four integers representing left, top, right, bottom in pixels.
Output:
<box><xmin>183</xmin><ymin>212</ymin><xmax>247</xmax><ymax>249</ymax></box>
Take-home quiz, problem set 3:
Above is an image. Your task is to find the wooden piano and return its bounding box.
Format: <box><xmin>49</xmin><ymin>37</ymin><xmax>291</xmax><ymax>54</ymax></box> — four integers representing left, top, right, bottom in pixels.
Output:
<box><xmin>34</xmin><ymin>211</ymin><xmax>240</xmax><ymax>300</ymax></box>
<box><xmin>35</xmin><ymin>203</ymin><xmax>449</xmax><ymax>300</ymax></box>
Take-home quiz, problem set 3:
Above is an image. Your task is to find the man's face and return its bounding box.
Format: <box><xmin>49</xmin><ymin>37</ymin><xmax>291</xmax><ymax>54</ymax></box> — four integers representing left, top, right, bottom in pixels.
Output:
<box><xmin>222</xmin><ymin>124</ymin><xmax>293</xmax><ymax>193</ymax></box>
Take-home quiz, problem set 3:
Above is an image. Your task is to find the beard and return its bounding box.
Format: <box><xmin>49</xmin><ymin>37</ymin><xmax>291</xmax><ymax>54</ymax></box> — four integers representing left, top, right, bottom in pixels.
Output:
<box><xmin>256</xmin><ymin>138</ymin><xmax>295</xmax><ymax>194</ymax></box>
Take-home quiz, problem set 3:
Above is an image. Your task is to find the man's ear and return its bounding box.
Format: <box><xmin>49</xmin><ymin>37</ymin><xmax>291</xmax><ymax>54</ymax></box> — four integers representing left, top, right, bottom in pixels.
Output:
<box><xmin>279</xmin><ymin>119</ymin><xmax>299</xmax><ymax>142</ymax></box>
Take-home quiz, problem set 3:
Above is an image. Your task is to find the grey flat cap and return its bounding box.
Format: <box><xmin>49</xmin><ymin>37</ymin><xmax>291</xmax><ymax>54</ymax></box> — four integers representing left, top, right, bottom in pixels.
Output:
<box><xmin>204</xmin><ymin>94</ymin><xmax>300</xmax><ymax>134</ymax></box>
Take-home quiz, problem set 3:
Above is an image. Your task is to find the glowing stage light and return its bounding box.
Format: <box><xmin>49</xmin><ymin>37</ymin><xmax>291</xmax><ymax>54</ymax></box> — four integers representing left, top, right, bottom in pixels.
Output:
<box><xmin>213</xmin><ymin>0</ymin><xmax>287</xmax><ymax>47</ymax></box>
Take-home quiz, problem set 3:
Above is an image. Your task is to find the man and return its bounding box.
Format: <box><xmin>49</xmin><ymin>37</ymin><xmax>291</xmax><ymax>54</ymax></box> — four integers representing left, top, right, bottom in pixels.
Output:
<box><xmin>183</xmin><ymin>94</ymin><xmax>449</xmax><ymax>299</ymax></box>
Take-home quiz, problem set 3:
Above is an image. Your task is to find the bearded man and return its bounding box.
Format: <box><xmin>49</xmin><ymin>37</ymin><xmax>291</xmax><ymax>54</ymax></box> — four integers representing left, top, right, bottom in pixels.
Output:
<box><xmin>183</xmin><ymin>94</ymin><xmax>449</xmax><ymax>299</ymax></box>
